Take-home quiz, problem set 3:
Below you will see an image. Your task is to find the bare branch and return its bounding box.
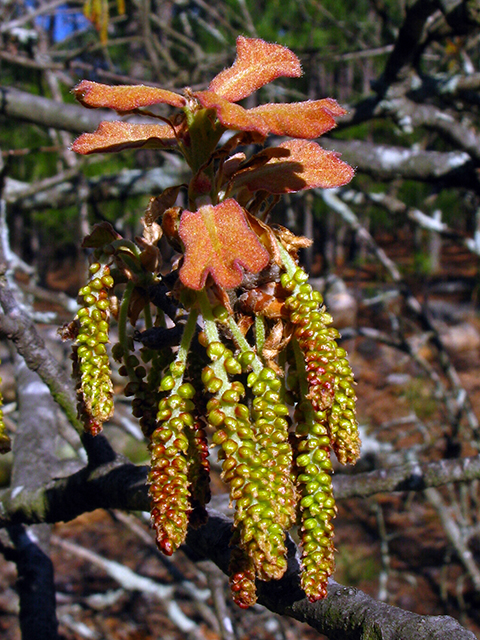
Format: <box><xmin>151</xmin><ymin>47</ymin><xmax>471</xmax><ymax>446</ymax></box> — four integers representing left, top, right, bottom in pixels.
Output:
<box><xmin>1</xmin><ymin>446</ymin><xmax>479</xmax><ymax>638</ymax></box>
<box><xmin>425</xmin><ymin>487</ymin><xmax>480</xmax><ymax>591</ymax></box>
<box><xmin>4</xmin><ymin>525</ymin><xmax>59</xmax><ymax>640</ymax></box>
<box><xmin>51</xmin><ymin>535</ymin><xmax>204</xmax><ymax>638</ymax></box>
<box><xmin>2</xmin><ymin>448</ymin><xmax>480</xmax><ymax>527</ymax></box>
<box><xmin>0</xmin><ymin>279</ymin><xmax>82</xmax><ymax>434</ymax></box>
<box><xmin>334</xmin><ymin>455</ymin><xmax>480</xmax><ymax>499</ymax></box>
<box><xmin>186</xmin><ymin>510</ymin><xmax>477</xmax><ymax>640</ymax></box>
<box><xmin>378</xmin><ymin>96</ymin><xmax>480</xmax><ymax>162</ymax></box>
<box><xmin>5</xmin><ymin>163</ymin><xmax>190</xmax><ymax>211</ymax></box>
<box><xmin>380</xmin><ymin>0</ymin><xmax>437</xmax><ymax>86</ymax></box>
<box><xmin>0</xmin><ymin>86</ymin><xmax>114</xmax><ymax>134</ymax></box>
<box><xmin>321</xmin><ymin>138</ymin><xmax>479</xmax><ymax>189</ymax></box>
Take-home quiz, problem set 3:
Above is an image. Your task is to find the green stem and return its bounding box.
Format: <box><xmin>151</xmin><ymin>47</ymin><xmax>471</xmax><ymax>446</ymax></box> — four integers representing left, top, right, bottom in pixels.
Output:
<box><xmin>143</xmin><ymin>301</ymin><xmax>153</xmax><ymax>330</ymax></box>
<box><xmin>197</xmin><ymin>289</ymin><xmax>233</xmax><ymax>391</ymax></box>
<box><xmin>118</xmin><ymin>281</ymin><xmax>135</xmax><ymax>353</ymax></box>
<box><xmin>177</xmin><ymin>308</ymin><xmax>198</xmax><ymax>368</ymax></box>
<box><xmin>276</xmin><ymin>238</ymin><xmax>298</xmax><ymax>279</ymax></box>
<box><xmin>254</xmin><ymin>315</ymin><xmax>266</xmax><ymax>359</ymax></box>
<box><xmin>227</xmin><ymin>316</ymin><xmax>263</xmax><ymax>376</ymax></box>
<box><xmin>197</xmin><ymin>289</ymin><xmax>220</xmax><ymax>344</ymax></box>
<box><xmin>163</xmin><ymin>307</ymin><xmax>199</xmax><ymax>399</ymax></box>
<box><xmin>293</xmin><ymin>336</ymin><xmax>309</xmax><ymax>400</ymax></box>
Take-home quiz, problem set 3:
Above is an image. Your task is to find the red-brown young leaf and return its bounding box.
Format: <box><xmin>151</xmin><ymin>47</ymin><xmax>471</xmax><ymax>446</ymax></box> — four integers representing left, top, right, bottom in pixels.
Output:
<box><xmin>178</xmin><ymin>199</ymin><xmax>270</xmax><ymax>290</ymax></box>
<box><xmin>81</xmin><ymin>221</ymin><xmax>121</xmax><ymax>248</ymax></box>
<box><xmin>232</xmin><ymin>139</ymin><xmax>354</xmax><ymax>194</ymax></box>
<box><xmin>72</xmin><ymin>121</ymin><xmax>177</xmax><ymax>154</ymax></box>
<box><xmin>208</xmin><ymin>36</ymin><xmax>302</xmax><ymax>103</ymax></box>
<box><xmin>73</xmin><ymin>80</ymin><xmax>186</xmax><ymax>111</ymax></box>
<box><xmin>194</xmin><ymin>90</ymin><xmax>269</xmax><ymax>135</ymax></box>
<box><xmin>248</xmin><ymin>98</ymin><xmax>346</xmax><ymax>139</ymax></box>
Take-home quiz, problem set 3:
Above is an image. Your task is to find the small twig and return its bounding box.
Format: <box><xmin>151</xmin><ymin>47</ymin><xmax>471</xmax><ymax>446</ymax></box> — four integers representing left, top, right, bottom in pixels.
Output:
<box><xmin>425</xmin><ymin>487</ymin><xmax>480</xmax><ymax>592</ymax></box>
<box><xmin>199</xmin><ymin>561</ymin><xmax>236</xmax><ymax>640</ymax></box>
<box><xmin>113</xmin><ymin>511</ymin><xmax>211</xmax><ymax>602</ymax></box>
<box><xmin>373</xmin><ymin>501</ymin><xmax>391</xmax><ymax>602</ymax></box>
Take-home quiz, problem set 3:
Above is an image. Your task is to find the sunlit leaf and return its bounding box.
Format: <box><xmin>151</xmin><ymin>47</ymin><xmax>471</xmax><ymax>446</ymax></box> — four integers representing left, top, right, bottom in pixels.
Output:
<box><xmin>194</xmin><ymin>91</ymin><xmax>269</xmax><ymax>135</ymax></box>
<box><xmin>178</xmin><ymin>199</ymin><xmax>270</xmax><ymax>290</ymax></box>
<box><xmin>249</xmin><ymin>99</ymin><xmax>346</xmax><ymax>138</ymax></box>
<box><xmin>232</xmin><ymin>139</ymin><xmax>354</xmax><ymax>194</ymax></box>
<box><xmin>208</xmin><ymin>36</ymin><xmax>302</xmax><ymax>103</ymax></box>
<box><xmin>73</xmin><ymin>80</ymin><xmax>186</xmax><ymax>111</ymax></box>
<box><xmin>71</xmin><ymin>121</ymin><xmax>177</xmax><ymax>154</ymax></box>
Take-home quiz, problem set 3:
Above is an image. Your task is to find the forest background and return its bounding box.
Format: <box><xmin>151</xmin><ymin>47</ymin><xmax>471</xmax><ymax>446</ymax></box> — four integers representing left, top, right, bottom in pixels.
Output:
<box><xmin>2</xmin><ymin>0</ymin><xmax>480</xmax><ymax>639</ymax></box>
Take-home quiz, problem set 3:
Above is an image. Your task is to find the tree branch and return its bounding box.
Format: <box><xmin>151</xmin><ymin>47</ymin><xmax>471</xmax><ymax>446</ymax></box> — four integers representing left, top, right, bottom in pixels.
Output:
<box><xmin>321</xmin><ymin>139</ymin><xmax>479</xmax><ymax>189</ymax></box>
<box><xmin>0</xmin><ymin>444</ymin><xmax>478</xmax><ymax>637</ymax></box>
<box><xmin>4</xmin><ymin>139</ymin><xmax>477</xmax><ymax>215</ymax></box>
<box><xmin>5</xmin><ymin>163</ymin><xmax>189</xmax><ymax>211</ymax></box>
<box><xmin>186</xmin><ymin>510</ymin><xmax>476</xmax><ymax>640</ymax></box>
<box><xmin>2</xmin><ymin>449</ymin><xmax>480</xmax><ymax>526</ymax></box>
<box><xmin>380</xmin><ymin>0</ymin><xmax>437</xmax><ymax>87</ymax></box>
<box><xmin>4</xmin><ymin>525</ymin><xmax>59</xmax><ymax>640</ymax></box>
<box><xmin>378</xmin><ymin>96</ymin><xmax>480</xmax><ymax>162</ymax></box>
<box><xmin>0</xmin><ymin>281</ymin><xmax>82</xmax><ymax>434</ymax></box>
<box><xmin>0</xmin><ymin>86</ymin><xmax>115</xmax><ymax>134</ymax></box>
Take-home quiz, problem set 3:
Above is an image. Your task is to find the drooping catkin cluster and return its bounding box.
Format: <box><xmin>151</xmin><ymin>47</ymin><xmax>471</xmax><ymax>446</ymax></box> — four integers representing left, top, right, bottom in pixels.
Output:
<box><xmin>149</xmin><ymin>369</ymin><xmax>198</xmax><ymax>555</ymax></box>
<box><xmin>282</xmin><ymin>265</ymin><xmax>360</xmax><ymax>601</ymax></box>
<box><xmin>73</xmin><ymin>261</ymin><xmax>114</xmax><ymax>435</ymax></box>
<box><xmin>205</xmin><ymin>342</ymin><xmax>293</xmax><ymax>605</ymax></box>
<box><xmin>205</xmin><ymin>347</ymin><xmax>290</xmax><ymax>564</ymax></box>
<box><xmin>67</xmin><ymin>251</ymin><xmax>359</xmax><ymax>607</ymax></box>
<box><xmin>148</xmin><ymin>310</ymin><xmax>211</xmax><ymax>555</ymax></box>
<box><xmin>283</xmin><ymin>269</ymin><xmax>360</xmax><ymax>465</ymax></box>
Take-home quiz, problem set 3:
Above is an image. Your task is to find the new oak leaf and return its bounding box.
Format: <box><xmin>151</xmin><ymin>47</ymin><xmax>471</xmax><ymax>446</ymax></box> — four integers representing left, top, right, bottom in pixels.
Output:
<box><xmin>72</xmin><ymin>121</ymin><xmax>177</xmax><ymax>154</ymax></box>
<box><xmin>73</xmin><ymin>80</ymin><xmax>185</xmax><ymax>111</ymax></box>
<box><xmin>178</xmin><ymin>199</ymin><xmax>270</xmax><ymax>290</ymax></box>
<box><xmin>209</xmin><ymin>36</ymin><xmax>302</xmax><ymax>102</ymax></box>
<box><xmin>233</xmin><ymin>139</ymin><xmax>354</xmax><ymax>194</ymax></box>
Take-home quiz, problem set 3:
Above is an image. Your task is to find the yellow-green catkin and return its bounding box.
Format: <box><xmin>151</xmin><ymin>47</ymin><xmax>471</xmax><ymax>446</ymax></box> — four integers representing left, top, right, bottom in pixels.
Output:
<box><xmin>74</xmin><ymin>261</ymin><xmax>114</xmax><ymax>435</ymax></box>
<box><xmin>149</xmin><ymin>366</ymin><xmax>204</xmax><ymax>555</ymax></box>
<box><xmin>294</xmin><ymin>402</ymin><xmax>336</xmax><ymax>601</ymax></box>
<box><xmin>0</xmin><ymin>360</ymin><xmax>11</xmax><ymax>454</ymax></box>
<box><xmin>329</xmin><ymin>346</ymin><xmax>360</xmax><ymax>464</ymax></box>
<box><xmin>247</xmin><ymin>366</ymin><xmax>296</xmax><ymax>533</ymax></box>
<box><xmin>114</xmin><ymin>343</ymin><xmax>162</xmax><ymax>439</ymax></box>
<box><xmin>283</xmin><ymin>267</ymin><xmax>360</xmax><ymax>464</ymax></box>
<box><xmin>204</xmin><ymin>343</ymin><xmax>290</xmax><ymax>605</ymax></box>
<box><xmin>282</xmin><ymin>266</ymin><xmax>360</xmax><ymax>601</ymax></box>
